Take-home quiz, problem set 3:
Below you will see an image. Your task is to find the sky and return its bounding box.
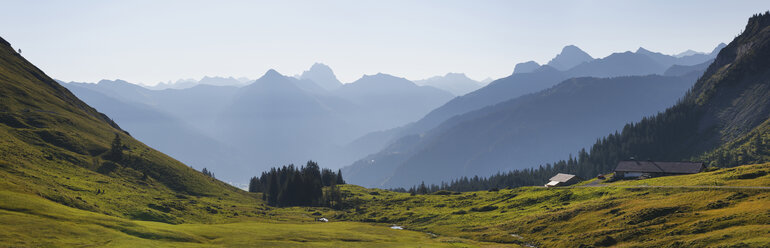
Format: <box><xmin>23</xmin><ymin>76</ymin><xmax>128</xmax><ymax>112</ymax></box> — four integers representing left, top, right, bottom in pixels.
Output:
<box><xmin>0</xmin><ymin>0</ymin><xmax>767</xmax><ymax>85</ymax></box>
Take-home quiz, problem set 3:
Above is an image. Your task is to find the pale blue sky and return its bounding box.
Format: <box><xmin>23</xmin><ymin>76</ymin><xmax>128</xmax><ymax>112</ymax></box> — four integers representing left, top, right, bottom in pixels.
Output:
<box><xmin>1</xmin><ymin>0</ymin><xmax>767</xmax><ymax>85</ymax></box>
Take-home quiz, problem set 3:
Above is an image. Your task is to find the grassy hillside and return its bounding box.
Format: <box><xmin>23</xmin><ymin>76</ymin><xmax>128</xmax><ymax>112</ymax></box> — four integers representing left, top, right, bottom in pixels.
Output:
<box><xmin>323</xmin><ymin>163</ymin><xmax>770</xmax><ymax>247</ymax></box>
<box><xmin>0</xmin><ymin>36</ymin><xmax>263</xmax><ymax>223</ymax></box>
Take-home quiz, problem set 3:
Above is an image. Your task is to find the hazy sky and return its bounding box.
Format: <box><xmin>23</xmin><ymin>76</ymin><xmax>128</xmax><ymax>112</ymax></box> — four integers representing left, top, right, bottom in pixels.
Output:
<box><xmin>1</xmin><ymin>0</ymin><xmax>767</xmax><ymax>85</ymax></box>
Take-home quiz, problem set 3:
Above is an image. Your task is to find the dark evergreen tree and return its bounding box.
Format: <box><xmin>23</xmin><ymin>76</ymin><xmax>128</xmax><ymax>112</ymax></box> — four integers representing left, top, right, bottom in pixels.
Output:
<box><xmin>201</xmin><ymin>168</ymin><xmax>215</xmax><ymax>178</ymax></box>
<box><xmin>336</xmin><ymin>169</ymin><xmax>345</xmax><ymax>185</ymax></box>
<box><xmin>248</xmin><ymin>176</ymin><xmax>261</xmax><ymax>192</ymax></box>
<box><xmin>108</xmin><ymin>133</ymin><xmax>123</xmax><ymax>161</ymax></box>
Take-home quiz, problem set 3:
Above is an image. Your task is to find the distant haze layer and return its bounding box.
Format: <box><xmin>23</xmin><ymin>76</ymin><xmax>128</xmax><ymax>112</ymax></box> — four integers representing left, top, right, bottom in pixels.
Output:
<box><xmin>0</xmin><ymin>1</ymin><xmax>766</xmax><ymax>85</ymax></box>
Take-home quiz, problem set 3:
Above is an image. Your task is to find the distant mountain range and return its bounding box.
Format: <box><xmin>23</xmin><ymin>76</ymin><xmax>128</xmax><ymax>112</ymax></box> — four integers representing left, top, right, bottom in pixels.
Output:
<box><xmin>58</xmin><ymin>41</ymin><xmax>727</xmax><ymax>187</ymax></box>
<box><xmin>148</xmin><ymin>76</ymin><xmax>251</xmax><ymax>90</ymax></box>
<box><xmin>414</xmin><ymin>73</ymin><xmax>484</xmax><ymax>96</ymax></box>
<box><xmin>61</xmin><ymin>64</ymin><xmax>453</xmax><ymax>182</ymax></box>
<box><xmin>343</xmin><ymin>43</ymin><xmax>726</xmax><ymax>187</ymax></box>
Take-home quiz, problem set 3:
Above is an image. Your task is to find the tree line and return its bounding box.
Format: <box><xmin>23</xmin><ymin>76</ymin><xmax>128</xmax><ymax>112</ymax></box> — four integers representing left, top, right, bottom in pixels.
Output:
<box><xmin>248</xmin><ymin>161</ymin><xmax>345</xmax><ymax>208</ymax></box>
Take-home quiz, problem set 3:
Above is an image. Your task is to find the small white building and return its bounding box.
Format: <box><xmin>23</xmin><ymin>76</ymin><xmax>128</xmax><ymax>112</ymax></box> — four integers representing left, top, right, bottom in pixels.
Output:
<box><xmin>545</xmin><ymin>173</ymin><xmax>581</xmax><ymax>187</ymax></box>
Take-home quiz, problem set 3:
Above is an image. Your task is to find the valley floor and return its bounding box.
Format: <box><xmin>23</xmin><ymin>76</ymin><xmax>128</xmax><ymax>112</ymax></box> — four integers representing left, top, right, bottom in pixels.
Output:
<box><xmin>2</xmin><ymin>163</ymin><xmax>769</xmax><ymax>247</ymax></box>
<box><xmin>0</xmin><ymin>190</ymin><xmax>505</xmax><ymax>247</ymax></box>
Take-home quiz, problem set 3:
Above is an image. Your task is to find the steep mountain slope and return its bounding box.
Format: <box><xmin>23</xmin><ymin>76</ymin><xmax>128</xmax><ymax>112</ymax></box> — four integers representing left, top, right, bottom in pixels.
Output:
<box><xmin>0</xmin><ymin>36</ymin><xmax>259</xmax><ymax>223</ymax></box>
<box><xmin>346</xmin><ymin>70</ymin><xmax>702</xmax><ymax>187</ymax></box>
<box><xmin>414</xmin><ymin>73</ymin><xmax>483</xmax><ymax>96</ymax></box>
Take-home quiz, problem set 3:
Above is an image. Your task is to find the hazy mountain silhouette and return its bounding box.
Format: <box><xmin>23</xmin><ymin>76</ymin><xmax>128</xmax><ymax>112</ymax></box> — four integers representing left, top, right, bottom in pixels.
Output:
<box><xmin>513</xmin><ymin>61</ymin><xmax>540</xmax><ymax>74</ymax></box>
<box><xmin>64</xmin><ymin>63</ymin><xmax>453</xmax><ymax>182</ymax></box>
<box><xmin>66</xmin><ymin>80</ymin><xmax>239</xmax><ymax>137</ymax></box>
<box><xmin>674</xmin><ymin>49</ymin><xmax>702</xmax><ymax>57</ymax></box>
<box><xmin>343</xmin><ymin>44</ymin><xmax>726</xmax><ymax>166</ymax></box>
<box><xmin>414</xmin><ymin>73</ymin><xmax>483</xmax><ymax>96</ymax></box>
<box><xmin>663</xmin><ymin>59</ymin><xmax>714</xmax><ymax>77</ymax></box>
<box><xmin>149</xmin><ymin>76</ymin><xmax>249</xmax><ymax>90</ymax></box>
<box><xmin>61</xmin><ymin>82</ymin><xmax>246</xmax><ymax>180</ymax></box>
<box><xmin>345</xmin><ymin>69</ymin><xmax>704</xmax><ymax>187</ymax></box>
<box><xmin>546</xmin><ymin>45</ymin><xmax>594</xmax><ymax>71</ymax></box>
<box><xmin>217</xmin><ymin>69</ymin><xmax>347</xmax><ymax>176</ymax></box>
<box><xmin>342</xmin><ymin>43</ymin><xmax>725</xmax><ymax>187</ymax></box>
<box><xmin>299</xmin><ymin>63</ymin><xmax>343</xmax><ymax>91</ymax></box>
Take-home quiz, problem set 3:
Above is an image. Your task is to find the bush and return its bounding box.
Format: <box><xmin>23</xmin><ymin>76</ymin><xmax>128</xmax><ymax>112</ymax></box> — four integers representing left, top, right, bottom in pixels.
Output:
<box><xmin>470</xmin><ymin>205</ymin><xmax>498</xmax><ymax>212</ymax></box>
<box><xmin>451</xmin><ymin>210</ymin><xmax>467</xmax><ymax>215</ymax></box>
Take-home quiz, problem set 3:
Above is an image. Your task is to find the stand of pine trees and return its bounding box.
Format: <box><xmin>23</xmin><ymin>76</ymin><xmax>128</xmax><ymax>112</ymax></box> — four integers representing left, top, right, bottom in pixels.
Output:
<box><xmin>248</xmin><ymin>161</ymin><xmax>345</xmax><ymax>207</ymax></box>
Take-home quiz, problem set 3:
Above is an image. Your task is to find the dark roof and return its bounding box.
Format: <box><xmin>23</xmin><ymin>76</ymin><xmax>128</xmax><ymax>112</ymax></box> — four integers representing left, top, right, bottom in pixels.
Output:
<box><xmin>615</xmin><ymin>161</ymin><xmax>704</xmax><ymax>174</ymax></box>
<box><xmin>549</xmin><ymin>173</ymin><xmax>578</xmax><ymax>182</ymax></box>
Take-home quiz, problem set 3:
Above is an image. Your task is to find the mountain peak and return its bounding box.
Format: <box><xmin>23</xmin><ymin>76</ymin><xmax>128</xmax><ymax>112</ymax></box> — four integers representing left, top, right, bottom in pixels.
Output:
<box><xmin>635</xmin><ymin>47</ymin><xmax>654</xmax><ymax>54</ymax></box>
<box><xmin>258</xmin><ymin>69</ymin><xmax>286</xmax><ymax>81</ymax></box>
<box><xmin>561</xmin><ymin>45</ymin><xmax>583</xmax><ymax>53</ymax></box>
<box><xmin>300</xmin><ymin>62</ymin><xmax>342</xmax><ymax>90</ymax></box>
<box><xmin>309</xmin><ymin>62</ymin><xmax>332</xmax><ymax>72</ymax></box>
<box><xmin>443</xmin><ymin>72</ymin><xmax>468</xmax><ymax>79</ymax></box>
<box><xmin>513</xmin><ymin>61</ymin><xmax>540</xmax><ymax>74</ymax></box>
<box><xmin>547</xmin><ymin>45</ymin><xmax>593</xmax><ymax>71</ymax></box>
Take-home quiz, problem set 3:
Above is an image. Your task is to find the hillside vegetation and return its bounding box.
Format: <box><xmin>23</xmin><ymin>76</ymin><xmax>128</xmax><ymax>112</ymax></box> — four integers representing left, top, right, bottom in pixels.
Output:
<box><xmin>0</xmin><ymin>36</ymin><xmax>266</xmax><ymax>224</ymax></box>
<box><xmin>326</xmin><ymin>164</ymin><xmax>770</xmax><ymax>247</ymax></box>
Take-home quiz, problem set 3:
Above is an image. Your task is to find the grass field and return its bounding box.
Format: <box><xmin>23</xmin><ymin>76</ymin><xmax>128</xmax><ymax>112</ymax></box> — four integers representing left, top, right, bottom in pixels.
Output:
<box><xmin>0</xmin><ymin>190</ymin><xmax>510</xmax><ymax>247</ymax></box>
<box><xmin>317</xmin><ymin>164</ymin><xmax>770</xmax><ymax>247</ymax></box>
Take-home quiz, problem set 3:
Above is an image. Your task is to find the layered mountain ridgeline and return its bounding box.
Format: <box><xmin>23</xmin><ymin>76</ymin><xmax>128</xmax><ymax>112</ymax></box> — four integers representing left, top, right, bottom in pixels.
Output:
<box><xmin>414</xmin><ymin>73</ymin><xmax>484</xmax><ymax>96</ymax></box>
<box><xmin>148</xmin><ymin>76</ymin><xmax>250</xmax><ymax>90</ymax></box>
<box><xmin>0</xmin><ymin>36</ymin><xmax>262</xmax><ymax>224</ymax></box>
<box><xmin>61</xmin><ymin>82</ymin><xmax>246</xmax><ymax>181</ymax></box>
<box><xmin>216</xmin><ymin>71</ymin><xmax>453</xmax><ymax>177</ymax></box>
<box><xmin>345</xmin><ymin>43</ymin><xmax>726</xmax><ymax>176</ymax></box>
<box><xmin>536</xmin><ymin>11</ymin><xmax>770</xmax><ymax>178</ymax></box>
<box><xmin>373</xmin><ymin>11</ymin><xmax>770</xmax><ymax>191</ymax></box>
<box><xmin>63</xmin><ymin>67</ymin><xmax>453</xmax><ymax>182</ymax></box>
<box><xmin>346</xmin><ymin>67</ymin><xmax>706</xmax><ymax>187</ymax></box>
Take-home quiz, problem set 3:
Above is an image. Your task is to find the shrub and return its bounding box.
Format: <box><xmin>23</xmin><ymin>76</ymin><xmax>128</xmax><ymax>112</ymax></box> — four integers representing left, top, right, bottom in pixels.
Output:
<box><xmin>470</xmin><ymin>205</ymin><xmax>498</xmax><ymax>212</ymax></box>
<box><xmin>452</xmin><ymin>210</ymin><xmax>467</xmax><ymax>215</ymax></box>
